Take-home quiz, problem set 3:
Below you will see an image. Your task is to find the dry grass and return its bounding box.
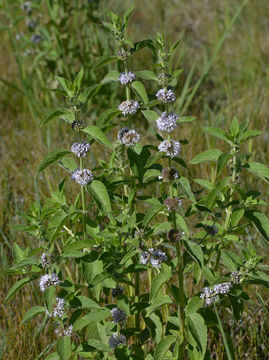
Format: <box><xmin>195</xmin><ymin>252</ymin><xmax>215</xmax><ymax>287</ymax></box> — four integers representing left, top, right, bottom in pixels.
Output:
<box><xmin>1</xmin><ymin>0</ymin><xmax>269</xmax><ymax>358</ymax></box>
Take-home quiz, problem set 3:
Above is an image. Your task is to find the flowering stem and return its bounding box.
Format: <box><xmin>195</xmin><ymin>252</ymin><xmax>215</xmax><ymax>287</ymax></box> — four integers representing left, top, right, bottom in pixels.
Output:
<box><xmin>214</xmin><ymin>303</ymin><xmax>234</xmax><ymax>360</ymax></box>
<box><xmin>135</xmin><ymin>271</ymin><xmax>140</xmax><ymax>337</ymax></box>
<box><xmin>216</xmin><ymin>147</ymin><xmax>237</xmax><ymax>271</ymax></box>
<box><xmin>80</xmin><ymin>157</ymin><xmax>86</xmax><ymax>240</ymax></box>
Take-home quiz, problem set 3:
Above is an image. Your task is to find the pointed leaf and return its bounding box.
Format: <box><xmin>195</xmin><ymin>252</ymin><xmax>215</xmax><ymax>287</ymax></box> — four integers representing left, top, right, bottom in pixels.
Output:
<box><xmin>56</xmin><ymin>336</ymin><xmax>72</xmax><ymax>360</ymax></box>
<box><xmin>21</xmin><ymin>306</ymin><xmax>46</xmax><ymax>324</ymax></box>
<box><xmin>37</xmin><ymin>150</ymin><xmax>71</xmax><ymax>174</ymax></box>
<box><xmin>131</xmin><ymin>81</ymin><xmax>148</xmax><ymax>104</ymax></box>
<box><xmin>83</xmin><ymin>126</ymin><xmax>112</xmax><ymax>149</ymax></box>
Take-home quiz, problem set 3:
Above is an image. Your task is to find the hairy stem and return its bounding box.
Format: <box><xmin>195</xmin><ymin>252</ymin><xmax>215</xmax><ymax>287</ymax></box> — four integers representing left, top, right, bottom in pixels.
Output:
<box><xmin>80</xmin><ymin>157</ymin><xmax>86</xmax><ymax>240</ymax></box>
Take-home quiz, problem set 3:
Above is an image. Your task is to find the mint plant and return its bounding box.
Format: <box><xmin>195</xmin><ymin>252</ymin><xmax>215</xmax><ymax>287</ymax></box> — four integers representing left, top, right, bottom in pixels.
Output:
<box><xmin>4</xmin><ymin>8</ymin><xmax>269</xmax><ymax>360</ymax></box>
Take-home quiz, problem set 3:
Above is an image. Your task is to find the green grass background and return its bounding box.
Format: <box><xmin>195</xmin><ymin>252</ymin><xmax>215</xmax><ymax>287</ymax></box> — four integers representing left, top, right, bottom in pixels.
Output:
<box><xmin>0</xmin><ymin>0</ymin><xmax>269</xmax><ymax>359</ymax></box>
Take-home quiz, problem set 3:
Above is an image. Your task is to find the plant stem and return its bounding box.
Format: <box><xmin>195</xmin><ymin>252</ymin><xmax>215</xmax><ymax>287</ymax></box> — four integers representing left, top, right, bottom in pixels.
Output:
<box><xmin>80</xmin><ymin>157</ymin><xmax>86</xmax><ymax>240</ymax></box>
<box><xmin>214</xmin><ymin>304</ymin><xmax>234</xmax><ymax>360</ymax></box>
<box><xmin>135</xmin><ymin>272</ymin><xmax>140</xmax><ymax>335</ymax></box>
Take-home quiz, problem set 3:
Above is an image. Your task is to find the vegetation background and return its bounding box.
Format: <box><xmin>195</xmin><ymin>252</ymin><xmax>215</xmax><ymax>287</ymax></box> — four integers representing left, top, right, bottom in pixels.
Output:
<box><xmin>0</xmin><ymin>0</ymin><xmax>268</xmax><ymax>359</ymax></box>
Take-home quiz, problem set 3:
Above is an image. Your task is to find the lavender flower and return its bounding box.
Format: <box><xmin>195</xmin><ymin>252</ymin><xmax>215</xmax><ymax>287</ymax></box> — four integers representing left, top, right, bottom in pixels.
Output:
<box><xmin>108</xmin><ymin>333</ymin><xmax>126</xmax><ymax>349</ymax></box>
<box><xmin>200</xmin><ymin>287</ymin><xmax>219</xmax><ymax>307</ymax></box>
<box><xmin>39</xmin><ymin>273</ymin><xmax>60</xmax><ymax>292</ymax></box>
<box><xmin>55</xmin><ymin>325</ymin><xmax>73</xmax><ymax>337</ymax></box>
<box><xmin>156</xmin><ymin>88</ymin><xmax>176</xmax><ymax>103</ymax></box>
<box><xmin>159</xmin><ymin>167</ymin><xmax>179</xmax><ymax>182</ymax></box>
<box><xmin>156</xmin><ymin>112</ymin><xmax>178</xmax><ymax>133</ymax></box>
<box><xmin>21</xmin><ymin>1</ymin><xmax>32</xmax><ymax>14</ymax></box>
<box><xmin>118</xmin><ymin>72</ymin><xmax>135</xmax><ymax>85</ymax></box>
<box><xmin>47</xmin><ymin>297</ymin><xmax>65</xmax><ymax>318</ymax></box>
<box><xmin>230</xmin><ymin>271</ymin><xmax>241</xmax><ymax>284</ymax></box>
<box><xmin>158</xmin><ymin>140</ymin><xmax>181</xmax><ymax>158</ymax></box>
<box><xmin>118</xmin><ymin>128</ymin><xmax>140</xmax><ymax>146</ymax></box>
<box><xmin>71</xmin><ymin>121</ymin><xmax>86</xmax><ymax>132</ymax></box>
<box><xmin>201</xmin><ymin>282</ymin><xmax>232</xmax><ymax>307</ymax></box>
<box><xmin>118</xmin><ymin>100</ymin><xmax>140</xmax><ymax>116</ymax></box>
<box><xmin>71</xmin><ymin>141</ymin><xmax>90</xmax><ymax>157</ymax></box>
<box><xmin>31</xmin><ymin>34</ymin><xmax>43</xmax><ymax>44</ymax></box>
<box><xmin>26</xmin><ymin>20</ymin><xmax>37</xmax><ymax>30</ymax></box>
<box><xmin>111</xmin><ymin>308</ymin><xmax>127</xmax><ymax>323</ymax></box>
<box><xmin>112</xmin><ymin>286</ymin><xmax>124</xmax><ymax>298</ymax></box>
<box><xmin>140</xmin><ymin>248</ymin><xmax>167</xmax><ymax>268</ymax></box>
<box><xmin>205</xmin><ymin>225</ymin><xmax>219</xmax><ymax>236</ymax></box>
<box><xmin>214</xmin><ymin>282</ymin><xmax>232</xmax><ymax>294</ymax></box>
<box><xmin>41</xmin><ymin>252</ymin><xmax>51</xmax><ymax>268</ymax></box>
<box><xmin>164</xmin><ymin>197</ymin><xmax>182</xmax><ymax>211</ymax></box>
<box><xmin>63</xmin><ymin>325</ymin><xmax>73</xmax><ymax>336</ymax></box>
<box><xmin>167</xmin><ymin>229</ymin><xmax>184</xmax><ymax>242</ymax></box>
<box><xmin>72</xmin><ymin>169</ymin><xmax>94</xmax><ymax>186</ymax></box>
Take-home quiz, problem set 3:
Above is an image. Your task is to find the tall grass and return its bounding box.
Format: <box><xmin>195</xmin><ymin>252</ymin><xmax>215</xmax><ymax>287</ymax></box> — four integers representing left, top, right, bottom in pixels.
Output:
<box><xmin>0</xmin><ymin>0</ymin><xmax>269</xmax><ymax>359</ymax></box>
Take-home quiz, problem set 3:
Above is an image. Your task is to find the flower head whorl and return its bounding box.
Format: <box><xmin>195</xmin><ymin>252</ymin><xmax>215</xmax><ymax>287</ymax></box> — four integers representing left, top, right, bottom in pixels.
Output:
<box><xmin>118</xmin><ymin>72</ymin><xmax>135</xmax><ymax>85</ymax></box>
<box><xmin>71</xmin><ymin>141</ymin><xmax>90</xmax><ymax>158</ymax></box>
<box><xmin>158</xmin><ymin>140</ymin><xmax>181</xmax><ymax>158</ymax></box>
<box><xmin>118</xmin><ymin>128</ymin><xmax>140</xmax><ymax>147</ymax></box>
<box><xmin>164</xmin><ymin>197</ymin><xmax>182</xmax><ymax>211</ymax></box>
<box><xmin>156</xmin><ymin>112</ymin><xmax>178</xmax><ymax>133</ymax></box>
<box><xmin>72</xmin><ymin>169</ymin><xmax>94</xmax><ymax>186</ymax></box>
<box><xmin>118</xmin><ymin>100</ymin><xmax>140</xmax><ymax>116</ymax></box>
<box><xmin>111</xmin><ymin>308</ymin><xmax>127</xmax><ymax>323</ymax></box>
<box><xmin>156</xmin><ymin>88</ymin><xmax>176</xmax><ymax>103</ymax></box>
<box><xmin>108</xmin><ymin>333</ymin><xmax>126</xmax><ymax>349</ymax></box>
<box><xmin>39</xmin><ymin>273</ymin><xmax>60</xmax><ymax>292</ymax></box>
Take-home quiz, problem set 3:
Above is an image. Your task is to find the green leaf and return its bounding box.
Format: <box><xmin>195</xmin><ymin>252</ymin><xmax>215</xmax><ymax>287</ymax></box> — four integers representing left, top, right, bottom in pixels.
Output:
<box><xmin>178</xmin><ymin>116</ymin><xmax>196</xmax><ymax>123</ymax></box>
<box><xmin>58</xmin><ymin>157</ymin><xmax>77</xmax><ymax>172</ymax></box>
<box><xmin>87</xmin><ymin>180</ymin><xmax>112</xmax><ymax>216</ymax></box>
<box><xmin>205</xmin><ymin>187</ymin><xmax>218</xmax><ymax>209</ymax></box>
<box><xmin>69</xmin><ymin>296</ymin><xmax>100</xmax><ymax>309</ymax></box>
<box><xmin>230</xmin><ymin>208</ymin><xmax>244</xmax><ymax>227</ymax></box>
<box><xmin>230</xmin><ymin>116</ymin><xmax>239</xmax><ymax>137</ymax></box>
<box><xmin>203</xmin><ymin>127</ymin><xmax>233</xmax><ymax>145</ymax></box>
<box><xmin>150</xmin><ymin>263</ymin><xmax>172</xmax><ymax>301</ymax></box>
<box><xmin>154</xmin><ymin>335</ymin><xmax>177</xmax><ymax>360</ymax></box>
<box><xmin>73</xmin><ymin>67</ymin><xmax>84</xmax><ymax>94</ymax></box>
<box><xmin>101</xmin><ymin>71</ymin><xmax>120</xmax><ymax>84</ymax></box>
<box><xmin>245</xmin><ymin>210</ymin><xmax>269</xmax><ymax>241</ymax></box>
<box><xmin>4</xmin><ymin>277</ymin><xmax>31</xmax><ymax>304</ymax></box>
<box><xmin>56</xmin><ymin>336</ymin><xmax>72</xmax><ymax>360</ymax></box>
<box><xmin>44</xmin><ymin>286</ymin><xmax>56</xmax><ymax>313</ymax></box>
<box><xmin>131</xmin><ymin>81</ymin><xmax>148</xmax><ymax>104</ymax></box>
<box><xmin>40</xmin><ymin>108</ymin><xmax>72</xmax><ymax>127</ymax></box>
<box><xmin>44</xmin><ymin>353</ymin><xmax>59</xmax><ymax>360</ymax></box>
<box><xmin>239</xmin><ymin>130</ymin><xmax>261</xmax><ymax>142</ymax></box>
<box><xmin>142</xmin><ymin>110</ymin><xmax>159</xmax><ymax>123</ymax></box>
<box><xmin>183</xmin><ymin>240</ymin><xmax>203</xmax><ymax>267</ymax></box>
<box><xmin>55</xmin><ymin>76</ymin><xmax>73</xmax><ymax>94</ymax></box>
<box><xmin>142</xmin><ymin>204</ymin><xmax>164</xmax><ymax>227</ymax></box>
<box><xmin>146</xmin><ymin>295</ymin><xmax>172</xmax><ymax>316</ymax></box>
<box><xmin>193</xmin><ymin>179</ymin><xmax>214</xmax><ymax>191</ymax></box>
<box><xmin>37</xmin><ymin>150</ymin><xmax>71</xmax><ymax>174</ymax></box>
<box><xmin>190</xmin><ymin>149</ymin><xmax>222</xmax><ymax>164</ymax></box>
<box><xmin>83</xmin><ymin>126</ymin><xmax>112</xmax><ymax>149</ymax></box>
<box><xmin>78</xmin><ymin>84</ymin><xmax>102</xmax><ymax>103</ymax></box>
<box><xmin>221</xmin><ymin>250</ymin><xmax>242</xmax><ymax>271</ymax></box>
<box><xmin>21</xmin><ymin>306</ymin><xmax>46</xmax><ymax>324</ymax></box>
<box><xmin>93</xmin><ymin>55</ymin><xmax>118</xmax><ymax>70</ymax></box>
<box><xmin>187</xmin><ymin>313</ymin><xmax>207</xmax><ymax>355</ymax></box>
<box><xmin>246</xmin><ymin>162</ymin><xmax>269</xmax><ymax>183</ymax></box>
<box><xmin>98</xmin><ymin>108</ymin><xmax>122</xmax><ymax>127</ymax></box>
<box><xmin>175</xmin><ymin>213</ymin><xmax>189</xmax><ymax>237</ymax></box>
<box><xmin>186</xmin><ymin>297</ymin><xmax>204</xmax><ymax>315</ymax></box>
<box><xmin>73</xmin><ymin>308</ymin><xmax>111</xmax><ymax>331</ymax></box>
<box><xmin>143</xmin><ymin>169</ymin><xmax>161</xmax><ymax>182</ymax></box>
<box><xmin>178</xmin><ymin>177</ymin><xmax>195</xmax><ymax>202</ymax></box>
<box><xmin>135</xmin><ymin>70</ymin><xmax>157</xmax><ymax>81</ymax></box>
<box><xmin>217</xmin><ymin>153</ymin><xmax>230</xmax><ymax>176</ymax></box>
